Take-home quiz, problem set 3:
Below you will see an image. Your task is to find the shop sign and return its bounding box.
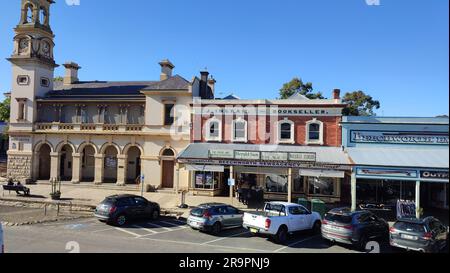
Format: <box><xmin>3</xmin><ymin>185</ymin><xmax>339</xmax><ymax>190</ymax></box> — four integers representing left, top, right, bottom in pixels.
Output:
<box><xmin>105</xmin><ymin>157</ymin><xmax>117</xmax><ymax>169</ymax></box>
<box><xmin>289</xmin><ymin>152</ymin><xmax>316</xmax><ymax>162</ymax></box>
<box><xmin>194</xmin><ymin>106</ymin><xmax>342</xmax><ymax>117</ymax></box>
<box><xmin>350</xmin><ymin>130</ymin><xmax>449</xmax><ymax>145</ymax></box>
<box><xmin>228</xmin><ymin>178</ymin><xmax>235</xmax><ymax>186</ymax></box>
<box><xmin>261</xmin><ymin>152</ymin><xmax>288</xmax><ymax>161</ymax></box>
<box><xmin>235</xmin><ymin>151</ymin><xmax>260</xmax><ymax>160</ymax></box>
<box><xmin>356</xmin><ymin>167</ymin><xmax>418</xmax><ymax>178</ymax></box>
<box><xmin>420</xmin><ymin>170</ymin><xmax>449</xmax><ymax>180</ymax></box>
<box><xmin>209</xmin><ymin>149</ymin><xmax>234</xmax><ymax>159</ymax></box>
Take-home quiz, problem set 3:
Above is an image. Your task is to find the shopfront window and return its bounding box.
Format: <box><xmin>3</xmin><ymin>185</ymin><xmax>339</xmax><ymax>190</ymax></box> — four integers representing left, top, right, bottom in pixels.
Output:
<box><xmin>194</xmin><ymin>171</ymin><xmax>220</xmax><ymax>190</ymax></box>
<box><xmin>293</xmin><ymin>175</ymin><xmax>304</xmax><ymax>193</ymax></box>
<box><xmin>265</xmin><ymin>174</ymin><xmax>288</xmax><ymax>193</ymax></box>
<box><xmin>307</xmin><ymin>177</ymin><xmax>336</xmax><ymax>196</ymax></box>
<box><xmin>357</xmin><ymin>179</ymin><xmax>416</xmax><ymax>205</ymax></box>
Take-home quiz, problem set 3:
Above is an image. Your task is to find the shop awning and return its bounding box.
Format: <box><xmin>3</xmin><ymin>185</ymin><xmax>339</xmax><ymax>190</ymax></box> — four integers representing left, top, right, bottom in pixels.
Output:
<box><xmin>184</xmin><ymin>164</ymin><xmax>225</xmax><ymax>172</ymax></box>
<box><xmin>346</xmin><ymin>147</ymin><xmax>449</xmax><ymax>169</ymax></box>
<box><xmin>177</xmin><ymin>143</ymin><xmax>351</xmax><ymax>167</ymax></box>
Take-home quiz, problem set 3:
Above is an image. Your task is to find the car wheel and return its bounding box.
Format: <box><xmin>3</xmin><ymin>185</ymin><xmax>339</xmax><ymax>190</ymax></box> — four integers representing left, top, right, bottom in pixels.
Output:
<box><xmin>212</xmin><ymin>222</ymin><xmax>222</xmax><ymax>235</ymax></box>
<box><xmin>274</xmin><ymin>226</ymin><xmax>288</xmax><ymax>244</ymax></box>
<box><xmin>115</xmin><ymin>214</ymin><xmax>127</xmax><ymax>227</ymax></box>
<box><xmin>151</xmin><ymin>209</ymin><xmax>160</xmax><ymax>220</ymax></box>
<box><xmin>312</xmin><ymin>221</ymin><xmax>322</xmax><ymax>235</ymax></box>
<box><xmin>358</xmin><ymin>235</ymin><xmax>368</xmax><ymax>251</ymax></box>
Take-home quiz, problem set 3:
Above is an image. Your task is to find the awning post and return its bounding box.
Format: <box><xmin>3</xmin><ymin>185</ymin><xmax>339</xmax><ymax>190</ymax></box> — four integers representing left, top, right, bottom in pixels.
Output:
<box><xmin>415</xmin><ymin>181</ymin><xmax>421</xmax><ymax>219</ymax></box>
<box><xmin>351</xmin><ymin>170</ymin><xmax>357</xmax><ymax>212</ymax></box>
<box><xmin>229</xmin><ymin>166</ymin><xmax>234</xmax><ymax>205</ymax></box>
<box><xmin>288</xmin><ymin>168</ymin><xmax>292</xmax><ymax>203</ymax></box>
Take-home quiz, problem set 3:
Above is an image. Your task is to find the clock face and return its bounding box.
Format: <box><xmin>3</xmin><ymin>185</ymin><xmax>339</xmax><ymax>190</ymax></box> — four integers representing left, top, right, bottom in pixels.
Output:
<box><xmin>19</xmin><ymin>39</ymin><xmax>29</xmax><ymax>51</ymax></box>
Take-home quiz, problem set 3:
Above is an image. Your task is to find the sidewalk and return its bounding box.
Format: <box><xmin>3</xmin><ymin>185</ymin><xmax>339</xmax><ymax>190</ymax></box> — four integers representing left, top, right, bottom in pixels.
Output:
<box><xmin>0</xmin><ymin>182</ymin><xmax>248</xmax><ymax>218</ymax></box>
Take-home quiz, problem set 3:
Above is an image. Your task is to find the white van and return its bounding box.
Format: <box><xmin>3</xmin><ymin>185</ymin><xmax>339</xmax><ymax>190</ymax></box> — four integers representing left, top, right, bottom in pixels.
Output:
<box><xmin>0</xmin><ymin>223</ymin><xmax>4</xmax><ymax>253</ymax></box>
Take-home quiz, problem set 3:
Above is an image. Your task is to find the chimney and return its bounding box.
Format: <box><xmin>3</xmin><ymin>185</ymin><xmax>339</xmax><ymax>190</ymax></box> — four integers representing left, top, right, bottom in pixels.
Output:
<box><xmin>208</xmin><ymin>76</ymin><xmax>216</xmax><ymax>96</ymax></box>
<box><xmin>63</xmin><ymin>62</ymin><xmax>81</xmax><ymax>85</ymax></box>
<box><xmin>200</xmin><ymin>70</ymin><xmax>209</xmax><ymax>99</ymax></box>
<box><xmin>159</xmin><ymin>59</ymin><xmax>175</xmax><ymax>81</ymax></box>
<box><xmin>333</xmin><ymin>89</ymin><xmax>341</xmax><ymax>100</ymax></box>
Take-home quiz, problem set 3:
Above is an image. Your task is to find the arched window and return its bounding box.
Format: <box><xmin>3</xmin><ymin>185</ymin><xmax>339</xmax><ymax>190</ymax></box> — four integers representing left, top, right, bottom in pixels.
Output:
<box><xmin>39</xmin><ymin>7</ymin><xmax>48</xmax><ymax>26</ymax></box>
<box><xmin>306</xmin><ymin>119</ymin><xmax>324</xmax><ymax>145</ymax></box>
<box><xmin>277</xmin><ymin>119</ymin><xmax>294</xmax><ymax>144</ymax></box>
<box><xmin>232</xmin><ymin>118</ymin><xmax>247</xmax><ymax>142</ymax></box>
<box><xmin>25</xmin><ymin>4</ymin><xmax>34</xmax><ymax>23</ymax></box>
<box><xmin>162</xmin><ymin>148</ymin><xmax>175</xmax><ymax>157</ymax></box>
<box><xmin>205</xmin><ymin>118</ymin><xmax>222</xmax><ymax>142</ymax></box>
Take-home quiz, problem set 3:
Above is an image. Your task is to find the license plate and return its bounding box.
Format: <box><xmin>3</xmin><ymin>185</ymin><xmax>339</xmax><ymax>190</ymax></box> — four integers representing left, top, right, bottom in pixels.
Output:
<box><xmin>401</xmin><ymin>234</ymin><xmax>417</xmax><ymax>240</ymax></box>
<box><xmin>250</xmin><ymin>228</ymin><xmax>258</xmax><ymax>233</ymax></box>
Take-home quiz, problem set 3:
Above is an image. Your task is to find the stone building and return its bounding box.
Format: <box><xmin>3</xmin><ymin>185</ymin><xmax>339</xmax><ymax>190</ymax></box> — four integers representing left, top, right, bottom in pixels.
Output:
<box><xmin>6</xmin><ymin>0</ymin><xmax>214</xmax><ymax>191</ymax></box>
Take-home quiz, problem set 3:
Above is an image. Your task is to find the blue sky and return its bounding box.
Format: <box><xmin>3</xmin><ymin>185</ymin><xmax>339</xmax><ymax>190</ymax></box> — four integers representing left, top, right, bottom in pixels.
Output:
<box><xmin>0</xmin><ymin>0</ymin><xmax>448</xmax><ymax>116</ymax></box>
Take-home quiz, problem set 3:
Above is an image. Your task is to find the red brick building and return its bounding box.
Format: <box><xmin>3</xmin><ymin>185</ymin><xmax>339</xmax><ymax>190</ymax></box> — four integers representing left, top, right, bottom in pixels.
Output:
<box><xmin>179</xmin><ymin>90</ymin><xmax>352</xmax><ymax>203</ymax></box>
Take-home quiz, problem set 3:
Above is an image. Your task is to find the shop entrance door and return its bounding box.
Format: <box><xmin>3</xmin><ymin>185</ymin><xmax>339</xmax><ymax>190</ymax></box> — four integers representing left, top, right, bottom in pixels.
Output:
<box><xmin>162</xmin><ymin>160</ymin><xmax>174</xmax><ymax>188</ymax></box>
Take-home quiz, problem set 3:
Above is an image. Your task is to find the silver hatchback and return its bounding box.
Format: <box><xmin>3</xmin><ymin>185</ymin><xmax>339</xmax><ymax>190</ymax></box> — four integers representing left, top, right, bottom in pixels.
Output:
<box><xmin>187</xmin><ymin>203</ymin><xmax>244</xmax><ymax>235</ymax></box>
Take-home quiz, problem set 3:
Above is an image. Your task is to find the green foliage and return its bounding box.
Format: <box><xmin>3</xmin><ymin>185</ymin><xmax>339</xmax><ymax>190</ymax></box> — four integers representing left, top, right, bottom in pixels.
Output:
<box><xmin>342</xmin><ymin>90</ymin><xmax>380</xmax><ymax>116</ymax></box>
<box><xmin>54</xmin><ymin>76</ymin><xmax>63</xmax><ymax>82</ymax></box>
<box><xmin>0</xmin><ymin>97</ymin><xmax>11</xmax><ymax>122</ymax></box>
<box><xmin>279</xmin><ymin>77</ymin><xmax>325</xmax><ymax>99</ymax></box>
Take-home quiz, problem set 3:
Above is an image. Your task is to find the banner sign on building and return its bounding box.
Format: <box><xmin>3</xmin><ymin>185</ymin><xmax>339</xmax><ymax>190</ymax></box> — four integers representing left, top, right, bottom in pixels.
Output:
<box><xmin>420</xmin><ymin>170</ymin><xmax>449</xmax><ymax>181</ymax></box>
<box><xmin>209</xmin><ymin>149</ymin><xmax>316</xmax><ymax>162</ymax></box>
<box><xmin>356</xmin><ymin>167</ymin><xmax>419</xmax><ymax>178</ymax></box>
<box><xmin>350</xmin><ymin>130</ymin><xmax>449</xmax><ymax>145</ymax></box>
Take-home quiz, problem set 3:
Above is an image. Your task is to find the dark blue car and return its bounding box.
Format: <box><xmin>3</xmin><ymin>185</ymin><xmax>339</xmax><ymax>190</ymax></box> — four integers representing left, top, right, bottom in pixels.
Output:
<box><xmin>94</xmin><ymin>194</ymin><xmax>160</xmax><ymax>226</ymax></box>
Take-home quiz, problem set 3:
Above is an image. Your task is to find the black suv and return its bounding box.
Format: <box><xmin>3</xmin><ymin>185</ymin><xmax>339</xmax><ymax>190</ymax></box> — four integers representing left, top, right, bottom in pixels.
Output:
<box><xmin>94</xmin><ymin>194</ymin><xmax>160</xmax><ymax>226</ymax></box>
<box><xmin>321</xmin><ymin>208</ymin><xmax>389</xmax><ymax>250</ymax></box>
<box><xmin>390</xmin><ymin>217</ymin><xmax>448</xmax><ymax>253</ymax></box>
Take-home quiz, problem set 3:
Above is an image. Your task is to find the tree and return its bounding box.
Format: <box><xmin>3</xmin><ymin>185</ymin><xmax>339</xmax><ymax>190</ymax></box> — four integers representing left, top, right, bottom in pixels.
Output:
<box><xmin>342</xmin><ymin>90</ymin><xmax>380</xmax><ymax>116</ymax></box>
<box><xmin>0</xmin><ymin>97</ymin><xmax>10</xmax><ymax>122</ymax></box>
<box><xmin>279</xmin><ymin>77</ymin><xmax>324</xmax><ymax>99</ymax></box>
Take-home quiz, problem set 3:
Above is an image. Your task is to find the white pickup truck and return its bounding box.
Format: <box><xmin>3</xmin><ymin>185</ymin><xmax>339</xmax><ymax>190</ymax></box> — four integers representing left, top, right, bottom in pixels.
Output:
<box><xmin>243</xmin><ymin>202</ymin><xmax>322</xmax><ymax>243</ymax></box>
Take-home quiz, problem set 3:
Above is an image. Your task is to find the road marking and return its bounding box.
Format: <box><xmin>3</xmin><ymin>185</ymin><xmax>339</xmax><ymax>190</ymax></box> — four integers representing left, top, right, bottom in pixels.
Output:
<box><xmin>132</xmin><ymin>225</ymin><xmax>158</xmax><ymax>234</ymax></box>
<box><xmin>201</xmin><ymin>231</ymin><xmax>250</xmax><ymax>245</ymax></box>
<box><xmin>114</xmin><ymin>227</ymin><xmax>141</xmax><ymax>237</ymax></box>
<box><xmin>273</xmin><ymin>235</ymin><xmax>319</xmax><ymax>253</ymax></box>
<box><xmin>137</xmin><ymin>226</ymin><xmax>189</xmax><ymax>238</ymax></box>
<box><xmin>171</xmin><ymin>219</ymin><xmax>187</xmax><ymax>224</ymax></box>
<box><xmin>145</xmin><ymin>222</ymin><xmax>173</xmax><ymax>231</ymax></box>
<box><xmin>159</xmin><ymin>220</ymin><xmax>185</xmax><ymax>227</ymax></box>
<box><xmin>92</xmin><ymin>227</ymin><xmax>115</xmax><ymax>233</ymax></box>
<box><xmin>138</xmin><ymin>237</ymin><xmax>269</xmax><ymax>253</ymax></box>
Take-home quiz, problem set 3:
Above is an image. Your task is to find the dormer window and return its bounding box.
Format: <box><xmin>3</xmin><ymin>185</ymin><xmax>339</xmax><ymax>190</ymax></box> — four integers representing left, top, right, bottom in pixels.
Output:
<box><xmin>232</xmin><ymin>119</ymin><xmax>247</xmax><ymax>142</ymax></box>
<box><xmin>306</xmin><ymin>119</ymin><xmax>324</xmax><ymax>145</ymax></box>
<box><xmin>277</xmin><ymin>119</ymin><xmax>294</xmax><ymax>144</ymax></box>
<box><xmin>205</xmin><ymin>118</ymin><xmax>222</xmax><ymax>142</ymax></box>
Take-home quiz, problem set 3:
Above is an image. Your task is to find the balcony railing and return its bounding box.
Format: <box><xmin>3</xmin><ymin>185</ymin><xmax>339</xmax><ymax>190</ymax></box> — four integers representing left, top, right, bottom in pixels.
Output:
<box><xmin>35</xmin><ymin>123</ymin><xmax>145</xmax><ymax>133</ymax></box>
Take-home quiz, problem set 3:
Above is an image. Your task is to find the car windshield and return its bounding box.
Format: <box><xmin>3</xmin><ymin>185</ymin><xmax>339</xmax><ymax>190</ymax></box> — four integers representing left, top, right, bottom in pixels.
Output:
<box><xmin>394</xmin><ymin>221</ymin><xmax>426</xmax><ymax>233</ymax></box>
<box><xmin>324</xmin><ymin>213</ymin><xmax>353</xmax><ymax>224</ymax></box>
<box><xmin>101</xmin><ymin>198</ymin><xmax>116</xmax><ymax>206</ymax></box>
<box><xmin>191</xmin><ymin>208</ymin><xmax>206</xmax><ymax>217</ymax></box>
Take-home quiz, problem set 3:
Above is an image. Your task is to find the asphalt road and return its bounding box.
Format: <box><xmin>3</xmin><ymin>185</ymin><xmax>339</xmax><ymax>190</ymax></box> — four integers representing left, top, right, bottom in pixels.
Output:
<box><xmin>2</xmin><ymin>216</ymin><xmax>398</xmax><ymax>253</ymax></box>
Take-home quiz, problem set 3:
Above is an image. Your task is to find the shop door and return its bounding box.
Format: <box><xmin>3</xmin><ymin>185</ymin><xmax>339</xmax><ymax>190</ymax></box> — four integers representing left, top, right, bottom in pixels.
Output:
<box><xmin>162</xmin><ymin>160</ymin><xmax>174</xmax><ymax>188</ymax></box>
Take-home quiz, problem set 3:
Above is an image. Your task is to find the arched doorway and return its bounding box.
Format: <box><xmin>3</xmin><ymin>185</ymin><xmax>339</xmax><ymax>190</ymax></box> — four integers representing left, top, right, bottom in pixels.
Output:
<box><xmin>126</xmin><ymin>146</ymin><xmax>142</xmax><ymax>184</ymax></box>
<box><xmin>81</xmin><ymin>145</ymin><xmax>95</xmax><ymax>182</ymax></box>
<box><xmin>103</xmin><ymin>146</ymin><xmax>118</xmax><ymax>183</ymax></box>
<box><xmin>38</xmin><ymin>144</ymin><xmax>51</xmax><ymax>180</ymax></box>
<box><xmin>59</xmin><ymin>144</ymin><xmax>73</xmax><ymax>181</ymax></box>
<box><xmin>161</xmin><ymin>148</ymin><xmax>175</xmax><ymax>189</ymax></box>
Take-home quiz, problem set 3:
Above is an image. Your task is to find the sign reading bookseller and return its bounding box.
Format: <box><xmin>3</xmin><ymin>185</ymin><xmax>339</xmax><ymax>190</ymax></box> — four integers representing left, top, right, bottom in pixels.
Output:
<box><xmin>350</xmin><ymin>131</ymin><xmax>449</xmax><ymax>145</ymax></box>
<box><xmin>208</xmin><ymin>149</ymin><xmax>316</xmax><ymax>162</ymax></box>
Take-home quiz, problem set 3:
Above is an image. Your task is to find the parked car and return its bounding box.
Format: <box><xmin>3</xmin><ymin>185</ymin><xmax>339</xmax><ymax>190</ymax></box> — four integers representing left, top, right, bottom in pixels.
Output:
<box><xmin>243</xmin><ymin>202</ymin><xmax>322</xmax><ymax>244</ymax></box>
<box><xmin>321</xmin><ymin>208</ymin><xmax>389</xmax><ymax>250</ymax></box>
<box><xmin>0</xmin><ymin>222</ymin><xmax>4</xmax><ymax>254</ymax></box>
<box><xmin>94</xmin><ymin>194</ymin><xmax>160</xmax><ymax>226</ymax></box>
<box><xmin>187</xmin><ymin>203</ymin><xmax>244</xmax><ymax>235</ymax></box>
<box><xmin>390</xmin><ymin>217</ymin><xmax>448</xmax><ymax>253</ymax></box>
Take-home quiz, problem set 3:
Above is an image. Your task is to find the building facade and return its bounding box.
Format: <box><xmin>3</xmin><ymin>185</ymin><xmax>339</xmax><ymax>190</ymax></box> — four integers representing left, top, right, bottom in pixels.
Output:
<box><xmin>6</xmin><ymin>0</ymin><xmax>214</xmax><ymax>192</ymax></box>
<box><xmin>177</xmin><ymin>91</ymin><xmax>353</xmax><ymax>203</ymax></box>
<box><xmin>342</xmin><ymin>116</ymin><xmax>449</xmax><ymax>217</ymax></box>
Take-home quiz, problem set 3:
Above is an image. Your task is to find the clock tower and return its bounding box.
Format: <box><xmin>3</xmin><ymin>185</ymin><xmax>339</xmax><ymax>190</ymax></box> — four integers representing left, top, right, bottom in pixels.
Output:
<box><xmin>7</xmin><ymin>0</ymin><xmax>58</xmax><ymax>182</ymax></box>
